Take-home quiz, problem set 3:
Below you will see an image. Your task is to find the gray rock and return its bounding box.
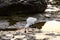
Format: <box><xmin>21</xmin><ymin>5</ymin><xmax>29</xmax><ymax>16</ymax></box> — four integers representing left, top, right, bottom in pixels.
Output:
<box><xmin>0</xmin><ymin>0</ymin><xmax>47</xmax><ymax>16</ymax></box>
<box><xmin>0</xmin><ymin>21</ymin><xmax>9</xmax><ymax>28</ymax></box>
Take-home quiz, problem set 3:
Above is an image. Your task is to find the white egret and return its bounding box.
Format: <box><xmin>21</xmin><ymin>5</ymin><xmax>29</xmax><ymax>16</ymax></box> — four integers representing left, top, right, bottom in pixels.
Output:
<box><xmin>25</xmin><ymin>17</ymin><xmax>37</xmax><ymax>33</ymax></box>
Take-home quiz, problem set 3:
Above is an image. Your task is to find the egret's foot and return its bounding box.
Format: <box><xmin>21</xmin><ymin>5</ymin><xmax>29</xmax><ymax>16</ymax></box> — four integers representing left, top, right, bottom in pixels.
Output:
<box><xmin>24</xmin><ymin>28</ymin><xmax>27</xmax><ymax>33</ymax></box>
<box><xmin>24</xmin><ymin>30</ymin><xmax>26</xmax><ymax>33</ymax></box>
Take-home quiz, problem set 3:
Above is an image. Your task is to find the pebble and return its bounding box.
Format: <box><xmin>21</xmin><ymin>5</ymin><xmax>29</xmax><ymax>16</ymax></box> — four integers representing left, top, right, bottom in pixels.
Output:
<box><xmin>14</xmin><ymin>35</ymin><xmax>25</xmax><ymax>39</ymax></box>
<box><xmin>23</xmin><ymin>38</ymin><xmax>27</xmax><ymax>40</ymax></box>
<box><xmin>5</xmin><ymin>34</ymin><xmax>13</xmax><ymax>38</ymax></box>
<box><xmin>34</xmin><ymin>33</ymin><xmax>50</xmax><ymax>40</ymax></box>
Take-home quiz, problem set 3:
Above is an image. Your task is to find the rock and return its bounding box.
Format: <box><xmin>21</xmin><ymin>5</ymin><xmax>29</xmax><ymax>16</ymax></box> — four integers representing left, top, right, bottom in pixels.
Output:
<box><xmin>41</xmin><ymin>20</ymin><xmax>60</xmax><ymax>33</ymax></box>
<box><xmin>1</xmin><ymin>36</ymin><xmax>11</xmax><ymax>40</ymax></box>
<box><xmin>23</xmin><ymin>38</ymin><xmax>27</xmax><ymax>40</ymax></box>
<box><xmin>1</xmin><ymin>33</ymin><xmax>13</xmax><ymax>40</ymax></box>
<box><xmin>0</xmin><ymin>0</ymin><xmax>47</xmax><ymax>16</ymax></box>
<box><xmin>34</xmin><ymin>33</ymin><xmax>42</xmax><ymax>39</ymax></box>
<box><xmin>34</xmin><ymin>28</ymin><xmax>40</xmax><ymax>32</ymax></box>
<box><xmin>5</xmin><ymin>34</ymin><xmax>13</xmax><ymax>38</ymax></box>
<box><xmin>34</xmin><ymin>33</ymin><xmax>51</xmax><ymax>40</ymax></box>
<box><xmin>0</xmin><ymin>21</ymin><xmax>9</xmax><ymax>28</ymax></box>
<box><xmin>11</xmin><ymin>38</ymin><xmax>15</xmax><ymax>40</ymax></box>
<box><xmin>15</xmin><ymin>38</ymin><xmax>22</xmax><ymax>40</ymax></box>
<box><xmin>49</xmin><ymin>37</ymin><xmax>60</xmax><ymax>40</ymax></box>
<box><xmin>16</xmin><ymin>28</ymin><xmax>26</xmax><ymax>33</ymax></box>
<box><xmin>14</xmin><ymin>35</ymin><xmax>25</xmax><ymax>39</ymax></box>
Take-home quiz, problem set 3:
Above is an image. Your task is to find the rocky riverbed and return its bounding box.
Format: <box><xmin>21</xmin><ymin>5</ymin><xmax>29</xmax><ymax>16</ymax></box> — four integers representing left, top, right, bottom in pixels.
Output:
<box><xmin>0</xmin><ymin>2</ymin><xmax>60</xmax><ymax>40</ymax></box>
<box><xmin>0</xmin><ymin>28</ymin><xmax>60</xmax><ymax>40</ymax></box>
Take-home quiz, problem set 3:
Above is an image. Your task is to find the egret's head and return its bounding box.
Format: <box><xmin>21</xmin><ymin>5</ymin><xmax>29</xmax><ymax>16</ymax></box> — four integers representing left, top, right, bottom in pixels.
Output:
<box><xmin>25</xmin><ymin>17</ymin><xmax>37</xmax><ymax>28</ymax></box>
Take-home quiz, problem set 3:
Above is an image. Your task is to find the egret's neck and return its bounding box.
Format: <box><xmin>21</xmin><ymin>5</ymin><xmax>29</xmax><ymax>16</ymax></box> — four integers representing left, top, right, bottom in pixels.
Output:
<box><xmin>25</xmin><ymin>23</ymin><xmax>31</xmax><ymax>28</ymax></box>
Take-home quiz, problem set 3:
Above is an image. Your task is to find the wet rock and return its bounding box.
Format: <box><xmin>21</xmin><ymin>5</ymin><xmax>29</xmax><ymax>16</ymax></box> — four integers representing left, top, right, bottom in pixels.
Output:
<box><xmin>23</xmin><ymin>38</ymin><xmax>27</xmax><ymax>40</ymax></box>
<box><xmin>1</xmin><ymin>36</ymin><xmax>11</xmax><ymax>40</ymax></box>
<box><xmin>14</xmin><ymin>35</ymin><xmax>25</xmax><ymax>39</ymax></box>
<box><xmin>0</xmin><ymin>21</ymin><xmax>9</xmax><ymax>28</ymax></box>
<box><xmin>44</xmin><ymin>13</ymin><xmax>52</xmax><ymax>18</ymax></box>
<box><xmin>27</xmin><ymin>35</ymin><xmax>35</xmax><ymax>40</ymax></box>
<box><xmin>33</xmin><ymin>28</ymin><xmax>40</xmax><ymax>32</ymax></box>
<box><xmin>16</xmin><ymin>28</ymin><xmax>26</xmax><ymax>33</ymax></box>
<box><xmin>5</xmin><ymin>34</ymin><xmax>13</xmax><ymax>38</ymax></box>
<box><xmin>41</xmin><ymin>20</ymin><xmax>60</xmax><ymax>33</ymax></box>
<box><xmin>33</xmin><ymin>33</ymin><xmax>54</xmax><ymax>40</ymax></box>
<box><xmin>14</xmin><ymin>32</ymin><xmax>21</xmax><ymax>36</ymax></box>
<box><xmin>0</xmin><ymin>0</ymin><xmax>47</xmax><ymax>16</ymax></box>
<box><xmin>34</xmin><ymin>33</ymin><xmax>46</xmax><ymax>39</ymax></box>
<box><xmin>15</xmin><ymin>38</ymin><xmax>22</xmax><ymax>40</ymax></box>
<box><xmin>1</xmin><ymin>33</ymin><xmax>13</xmax><ymax>40</ymax></box>
<box><xmin>49</xmin><ymin>37</ymin><xmax>60</xmax><ymax>40</ymax></box>
<box><xmin>11</xmin><ymin>38</ymin><xmax>15</xmax><ymax>40</ymax></box>
<box><xmin>14</xmin><ymin>22</ymin><xmax>25</xmax><ymax>28</ymax></box>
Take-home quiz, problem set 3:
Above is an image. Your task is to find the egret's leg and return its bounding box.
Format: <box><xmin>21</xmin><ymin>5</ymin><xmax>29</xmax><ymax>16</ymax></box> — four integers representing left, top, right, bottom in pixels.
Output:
<box><xmin>25</xmin><ymin>27</ymin><xmax>30</xmax><ymax>33</ymax></box>
<box><xmin>24</xmin><ymin>28</ymin><xmax>26</xmax><ymax>33</ymax></box>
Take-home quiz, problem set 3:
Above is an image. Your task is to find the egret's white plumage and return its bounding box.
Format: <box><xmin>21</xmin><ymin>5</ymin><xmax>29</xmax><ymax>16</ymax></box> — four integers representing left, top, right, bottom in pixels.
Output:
<box><xmin>25</xmin><ymin>17</ymin><xmax>37</xmax><ymax>28</ymax></box>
